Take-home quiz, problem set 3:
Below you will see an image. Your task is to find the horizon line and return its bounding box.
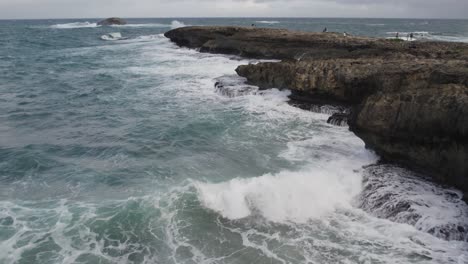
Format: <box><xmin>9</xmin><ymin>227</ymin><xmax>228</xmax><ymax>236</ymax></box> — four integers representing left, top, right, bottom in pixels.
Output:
<box><xmin>1</xmin><ymin>16</ymin><xmax>467</xmax><ymax>21</ymax></box>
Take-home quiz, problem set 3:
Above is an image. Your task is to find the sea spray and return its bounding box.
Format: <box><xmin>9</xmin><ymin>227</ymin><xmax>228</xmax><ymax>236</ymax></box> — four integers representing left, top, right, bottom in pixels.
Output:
<box><xmin>195</xmin><ymin>162</ymin><xmax>364</xmax><ymax>222</ymax></box>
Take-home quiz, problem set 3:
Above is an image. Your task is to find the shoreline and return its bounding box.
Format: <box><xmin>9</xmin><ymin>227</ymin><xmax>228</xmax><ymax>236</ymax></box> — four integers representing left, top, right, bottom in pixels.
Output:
<box><xmin>165</xmin><ymin>26</ymin><xmax>468</xmax><ymax>198</ymax></box>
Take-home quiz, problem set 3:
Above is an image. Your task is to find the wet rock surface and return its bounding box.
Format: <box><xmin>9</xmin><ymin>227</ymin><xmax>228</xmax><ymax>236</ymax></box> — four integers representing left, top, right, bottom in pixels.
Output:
<box><xmin>214</xmin><ymin>75</ymin><xmax>258</xmax><ymax>97</ymax></box>
<box><xmin>358</xmin><ymin>164</ymin><xmax>468</xmax><ymax>242</ymax></box>
<box><xmin>327</xmin><ymin>113</ymin><xmax>349</xmax><ymax>127</ymax></box>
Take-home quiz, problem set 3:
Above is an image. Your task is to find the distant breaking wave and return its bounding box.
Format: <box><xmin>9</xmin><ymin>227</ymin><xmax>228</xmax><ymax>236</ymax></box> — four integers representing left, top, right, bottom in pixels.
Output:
<box><xmin>169</xmin><ymin>20</ymin><xmax>187</xmax><ymax>29</ymax></box>
<box><xmin>50</xmin><ymin>22</ymin><xmax>98</xmax><ymax>29</ymax></box>
<box><xmin>366</xmin><ymin>23</ymin><xmax>386</xmax><ymax>26</ymax></box>
<box><xmin>386</xmin><ymin>31</ymin><xmax>468</xmax><ymax>43</ymax></box>
<box><xmin>50</xmin><ymin>20</ymin><xmax>187</xmax><ymax>29</ymax></box>
<box><xmin>256</xmin><ymin>20</ymin><xmax>280</xmax><ymax>24</ymax></box>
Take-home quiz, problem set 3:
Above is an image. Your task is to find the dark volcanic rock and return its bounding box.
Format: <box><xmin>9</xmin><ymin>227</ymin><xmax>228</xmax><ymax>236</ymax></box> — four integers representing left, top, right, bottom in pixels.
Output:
<box><xmin>236</xmin><ymin>59</ymin><xmax>468</xmax><ymax>103</ymax></box>
<box><xmin>214</xmin><ymin>75</ymin><xmax>258</xmax><ymax>97</ymax></box>
<box><xmin>97</xmin><ymin>17</ymin><xmax>127</xmax><ymax>26</ymax></box>
<box><xmin>164</xmin><ymin>26</ymin><xmax>468</xmax><ymax>196</ymax></box>
<box><xmin>352</xmin><ymin>84</ymin><xmax>468</xmax><ymax>192</ymax></box>
<box><xmin>327</xmin><ymin>113</ymin><xmax>349</xmax><ymax>127</ymax></box>
<box><xmin>165</xmin><ymin>26</ymin><xmax>468</xmax><ymax>60</ymax></box>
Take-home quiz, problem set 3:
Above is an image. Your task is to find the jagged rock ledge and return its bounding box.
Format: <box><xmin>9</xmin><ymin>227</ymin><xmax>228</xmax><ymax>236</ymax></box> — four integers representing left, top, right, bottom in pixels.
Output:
<box><xmin>164</xmin><ymin>26</ymin><xmax>468</xmax><ymax>198</ymax></box>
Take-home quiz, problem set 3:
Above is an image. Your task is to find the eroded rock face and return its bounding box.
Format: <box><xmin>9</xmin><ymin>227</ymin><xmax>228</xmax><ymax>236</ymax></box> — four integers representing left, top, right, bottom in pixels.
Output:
<box><xmin>353</xmin><ymin>84</ymin><xmax>468</xmax><ymax>192</ymax></box>
<box><xmin>97</xmin><ymin>17</ymin><xmax>127</xmax><ymax>26</ymax></box>
<box><xmin>164</xmin><ymin>26</ymin><xmax>468</xmax><ymax>196</ymax></box>
<box><xmin>237</xmin><ymin>58</ymin><xmax>468</xmax><ymax>193</ymax></box>
<box><xmin>236</xmin><ymin>59</ymin><xmax>468</xmax><ymax>102</ymax></box>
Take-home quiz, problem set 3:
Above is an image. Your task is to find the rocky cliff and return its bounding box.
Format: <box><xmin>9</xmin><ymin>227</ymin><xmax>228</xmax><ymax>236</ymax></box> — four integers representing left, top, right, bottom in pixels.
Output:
<box><xmin>164</xmin><ymin>26</ymin><xmax>468</xmax><ymax>196</ymax></box>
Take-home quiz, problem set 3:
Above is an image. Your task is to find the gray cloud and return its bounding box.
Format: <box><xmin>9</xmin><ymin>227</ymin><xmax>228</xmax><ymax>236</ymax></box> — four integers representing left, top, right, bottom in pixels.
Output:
<box><xmin>0</xmin><ymin>0</ymin><xmax>466</xmax><ymax>19</ymax></box>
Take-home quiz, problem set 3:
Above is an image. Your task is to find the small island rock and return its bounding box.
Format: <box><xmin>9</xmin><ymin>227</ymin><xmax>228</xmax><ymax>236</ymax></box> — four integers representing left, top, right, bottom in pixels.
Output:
<box><xmin>97</xmin><ymin>17</ymin><xmax>127</xmax><ymax>26</ymax></box>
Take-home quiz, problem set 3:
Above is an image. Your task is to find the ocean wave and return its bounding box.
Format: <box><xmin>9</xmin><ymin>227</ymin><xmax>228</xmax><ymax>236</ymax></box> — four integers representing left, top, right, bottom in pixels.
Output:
<box><xmin>422</xmin><ymin>35</ymin><xmax>468</xmax><ymax>43</ymax></box>
<box><xmin>195</xmin><ymin>161</ymin><xmax>364</xmax><ymax>222</ymax></box>
<box><xmin>386</xmin><ymin>31</ymin><xmax>430</xmax><ymax>35</ymax></box>
<box><xmin>385</xmin><ymin>31</ymin><xmax>468</xmax><ymax>43</ymax></box>
<box><xmin>50</xmin><ymin>20</ymin><xmax>187</xmax><ymax>29</ymax></box>
<box><xmin>256</xmin><ymin>20</ymin><xmax>280</xmax><ymax>24</ymax></box>
<box><xmin>111</xmin><ymin>20</ymin><xmax>188</xmax><ymax>29</ymax></box>
<box><xmin>111</xmin><ymin>23</ymin><xmax>172</xmax><ymax>28</ymax></box>
<box><xmin>169</xmin><ymin>20</ymin><xmax>187</xmax><ymax>29</ymax></box>
<box><xmin>50</xmin><ymin>21</ymin><xmax>99</xmax><ymax>29</ymax></box>
<box><xmin>100</xmin><ymin>32</ymin><xmax>124</xmax><ymax>41</ymax></box>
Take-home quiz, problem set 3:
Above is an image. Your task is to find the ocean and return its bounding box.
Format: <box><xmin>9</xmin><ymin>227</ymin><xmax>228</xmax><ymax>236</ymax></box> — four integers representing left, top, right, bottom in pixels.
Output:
<box><xmin>0</xmin><ymin>18</ymin><xmax>467</xmax><ymax>264</ymax></box>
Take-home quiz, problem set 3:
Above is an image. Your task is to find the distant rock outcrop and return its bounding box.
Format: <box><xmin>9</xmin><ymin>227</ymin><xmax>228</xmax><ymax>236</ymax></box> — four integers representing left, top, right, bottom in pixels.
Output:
<box><xmin>97</xmin><ymin>17</ymin><xmax>127</xmax><ymax>26</ymax></box>
<box><xmin>164</xmin><ymin>26</ymin><xmax>468</xmax><ymax>197</ymax></box>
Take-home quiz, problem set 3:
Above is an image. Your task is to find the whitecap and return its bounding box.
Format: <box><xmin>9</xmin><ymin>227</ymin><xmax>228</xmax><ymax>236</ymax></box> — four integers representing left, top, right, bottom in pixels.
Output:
<box><xmin>195</xmin><ymin>161</ymin><xmax>364</xmax><ymax>223</ymax></box>
<box><xmin>386</xmin><ymin>31</ymin><xmax>468</xmax><ymax>43</ymax></box>
<box><xmin>50</xmin><ymin>22</ymin><xmax>99</xmax><ymax>29</ymax></box>
<box><xmin>170</xmin><ymin>20</ymin><xmax>187</xmax><ymax>29</ymax></box>
<box><xmin>256</xmin><ymin>21</ymin><xmax>280</xmax><ymax>24</ymax></box>
<box><xmin>100</xmin><ymin>32</ymin><xmax>123</xmax><ymax>41</ymax></box>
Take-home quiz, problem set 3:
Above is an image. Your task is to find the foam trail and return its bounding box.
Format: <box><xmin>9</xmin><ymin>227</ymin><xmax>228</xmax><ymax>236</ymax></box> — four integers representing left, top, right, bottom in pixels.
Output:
<box><xmin>50</xmin><ymin>22</ymin><xmax>98</xmax><ymax>29</ymax></box>
<box><xmin>111</xmin><ymin>23</ymin><xmax>173</xmax><ymax>28</ymax></box>
<box><xmin>256</xmin><ymin>21</ymin><xmax>280</xmax><ymax>24</ymax></box>
<box><xmin>100</xmin><ymin>32</ymin><xmax>123</xmax><ymax>41</ymax></box>
<box><xmin>385</xmin><ymin>31</ymin><xmax>468</xmax><ymax>43</ymax></box>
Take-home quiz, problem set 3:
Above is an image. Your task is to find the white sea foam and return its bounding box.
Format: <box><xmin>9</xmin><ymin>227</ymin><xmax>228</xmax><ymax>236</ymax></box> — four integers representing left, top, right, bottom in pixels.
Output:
<box><xmin>423</xmin><ymin>35</ymin><xmax>468</xmax><ymax>43</ymax></box>
<box><xmin>50</xmin><ymin>21</ymin><xmax>99</xmax><ymax>29</ymax></box>
<box><xmin>170</xmin><ymin>20</ymin><xmax>187</xmax><ymax>29</ymax></box>
<box><xmin>195</xmin><ymin>162</ymin><xmax>364</xmax><ymax>222</ymax></box>
<box><xmin>111</xmin><ymin>20</ymin><xmax>188</xmax><ymax>29</ymax></box>
<box><xmin>256</xmin><ymin>20</ymin><xmax>280</xmax><ymax>24</ymax></box>
<box><xmin>359</xmin><ymin>165</ymin><xmax>468</xmax><ymax>242</ymax></box>
<box><xmin>386</xmin><ymin>31</ymin><xmax>468</xmax><ymax>43</ymax></box>
<box><xmin>366</xmin><ymin>23</ymin><xmax>386</xmax><ymax>26</ymax></box>
<box><xmin>50</xmin><ymin>20</ymin><xmax>187</xmax><ymax>29</ymax></box>
<box><xmin>111</xmin><ymin>23</ymin><xmax>171</xmax><ymax>28</ymax></box>
<box><xmin>100</xmin><ymin>32</ymin><xmax>123</xmax><ymax>41</ymax></box>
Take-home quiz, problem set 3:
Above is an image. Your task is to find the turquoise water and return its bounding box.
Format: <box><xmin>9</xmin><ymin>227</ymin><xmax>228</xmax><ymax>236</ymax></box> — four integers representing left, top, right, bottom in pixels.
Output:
<box><xmin>0</xmin><ymin>18</ymin><xmax>467</xmax><ymax>264</ymax></box>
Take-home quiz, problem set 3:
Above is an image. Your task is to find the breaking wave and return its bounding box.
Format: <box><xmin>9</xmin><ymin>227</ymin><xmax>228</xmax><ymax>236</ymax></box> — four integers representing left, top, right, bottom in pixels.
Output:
<box><xmin>385</xmin><ymin>31</ymin><xmax>468</xmax><ymax>43</ymax></box>
<box><xmin>50</xmin><ymin>21</ymin><xmax>98</xmax><ymax>29</ymax></box>
<box><xmin>50</xmin><ymin>20</ymin><xmax>187</xmax><ymax>29</ymax></box>
<box><xmin>170</xmin><ymin>20</ymin><xmax>187</xmax><ymax>29</ymax></box>
<box><xmin>256</xmin><ymin>20</ymin><xmax>280</xmax><ymax>24</ymax></box>
<box><xmin>100</xmin><ymin>32</ymin><xmax>123</xmax><ymax>41</ymax></box>
<box><xmin>195</xmin><ymin>161</ymin><xmax>364</xmax><ymax>223</ymax></box>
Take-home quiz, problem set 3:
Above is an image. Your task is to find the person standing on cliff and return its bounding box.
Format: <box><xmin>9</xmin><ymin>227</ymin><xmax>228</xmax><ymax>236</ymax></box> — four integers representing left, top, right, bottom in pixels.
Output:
<box><xmin>323</xmin><ymin>27</ymin><xmax>328</xmax><ymax>33</ymax></box>
<box><xmin>396</xmin><ymin>32</ymin><xmax>399</xmax><ymax>39</ymax></box>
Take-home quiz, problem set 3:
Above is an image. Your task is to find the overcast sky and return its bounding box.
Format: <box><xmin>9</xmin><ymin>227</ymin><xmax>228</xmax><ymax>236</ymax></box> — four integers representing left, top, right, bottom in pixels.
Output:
<box><xmin>0</xmin><ymin>0</ymin><xmax>467</xmax><ymax>19</ymax></box>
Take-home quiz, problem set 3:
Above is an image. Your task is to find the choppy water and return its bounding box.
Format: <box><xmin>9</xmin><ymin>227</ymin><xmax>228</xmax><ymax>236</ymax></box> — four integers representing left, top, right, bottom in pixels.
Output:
<box><xmin>0</xmin><ymin>18</ymin><xmax>467</xmax><ymax>264</ymax></box>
